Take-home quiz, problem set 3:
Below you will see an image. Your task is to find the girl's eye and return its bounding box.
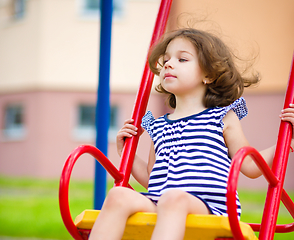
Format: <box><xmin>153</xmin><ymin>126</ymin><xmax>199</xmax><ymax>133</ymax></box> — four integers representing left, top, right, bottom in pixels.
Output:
<box><xmin>163</xmin><ymin>59</ymin><xmax>169</xmax><ymax>64</ymax></box>
<box><xmin>179</xmin><ymin>58</ymin><xmax>187</xmax><ymax>62</ymax></box>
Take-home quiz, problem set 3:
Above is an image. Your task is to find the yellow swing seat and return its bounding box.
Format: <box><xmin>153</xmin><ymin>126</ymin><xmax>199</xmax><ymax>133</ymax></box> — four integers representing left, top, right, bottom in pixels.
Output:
<box><xmin>75</xmin><ymin>209</ymin><xmax>258</xmax><ymax>240</ymax></box>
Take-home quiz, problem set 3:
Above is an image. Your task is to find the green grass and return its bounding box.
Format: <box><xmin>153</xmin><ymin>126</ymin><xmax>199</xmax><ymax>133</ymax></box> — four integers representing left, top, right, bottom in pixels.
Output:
<box><xmin>0</xmin><ymin>175</ymin><xmax>293</xmax><ymax>239</ymax></box>
<box><xmin>0</xmin><ymin>176</ymin><xmax>95</xmax><ymax>239</ymax></box>
<box><xmin>239</xmin><ymin>190</ymin><xmax>294</xmax><ymax>240</ymax></box>
<box><xmin>240</xmin><ymin>189</ymin><xmax>293</xmax><ymax>221</ymax></box>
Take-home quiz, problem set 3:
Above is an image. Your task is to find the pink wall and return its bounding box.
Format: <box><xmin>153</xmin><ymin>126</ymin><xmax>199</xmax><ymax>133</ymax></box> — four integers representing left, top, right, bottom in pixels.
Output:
<box><xmin>0</xmin><ymin>91</ymin><xmax>166</xmax><ymax>180</ymax></box>
<box><xmin>0</xmin><ymin>91</ymin><xmax>293</xmax><ymax>190</ymax></box>
<box><xmin>0</xmin><ymin>91</ymin><xmax>96</xmax><ymax>179</ymax></box>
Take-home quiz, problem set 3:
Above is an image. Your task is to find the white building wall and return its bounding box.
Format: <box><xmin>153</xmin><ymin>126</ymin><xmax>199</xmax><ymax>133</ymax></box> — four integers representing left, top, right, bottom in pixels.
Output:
<box><xmin>0</xmin><ymin>0</ymin><xmax>160</xmax><ymax>93</ymax></box>
<box><xmin>0</xmin><ymin>0</ymin><xmax>42</xmax><ymax>92</ymax></box>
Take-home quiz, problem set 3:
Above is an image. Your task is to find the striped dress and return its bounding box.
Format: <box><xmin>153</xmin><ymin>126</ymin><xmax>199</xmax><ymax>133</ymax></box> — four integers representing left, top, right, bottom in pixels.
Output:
<box><xmin>141</xmin><ymin>97</ymin><xmax>248</xmax><ymax>217</ymax></box>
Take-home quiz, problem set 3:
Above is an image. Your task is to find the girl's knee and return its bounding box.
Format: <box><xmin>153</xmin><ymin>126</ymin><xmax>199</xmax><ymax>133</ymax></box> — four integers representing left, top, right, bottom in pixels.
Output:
<box><xmin>103</xmin><ymin>187</ymin><xmax>131</xmax><ymax>209</ymax></box>
<box><xmin>157</xmin><ymin>189</ymin><xmax>188</xmax><ymax>210</ymax></box>
<box><xmin>158</xmin><ymin>190</ymin><xmax>210</xmax><ymax>215</ymax></box>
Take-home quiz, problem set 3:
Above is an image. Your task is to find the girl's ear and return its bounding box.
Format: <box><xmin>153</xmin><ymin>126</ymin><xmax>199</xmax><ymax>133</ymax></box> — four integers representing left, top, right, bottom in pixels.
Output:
<box><xmin>203</xmin><ymin>77</ymin><xmax>212</xmax><ymax>85</ymax></box>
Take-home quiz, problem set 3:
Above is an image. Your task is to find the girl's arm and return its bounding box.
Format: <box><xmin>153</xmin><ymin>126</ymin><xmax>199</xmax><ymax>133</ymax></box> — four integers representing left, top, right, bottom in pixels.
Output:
<box><xmin>131</xmin><ymin>142</ymin><xmax>155</xmax><ymax>189</ymax></box>
<box><xmin>223</xmin><ymin>110</ymin><xmax>261</xmax><ymax>179</ymax></box>
<box><xmin>223</xmin><ymin>105</ymin><xmax>294</xmax><ymax>179</ymax></box>
<box><xmin>116</xmin><ymin>119</ymin><xmax>155</xmax><ymax>189</ymax></box>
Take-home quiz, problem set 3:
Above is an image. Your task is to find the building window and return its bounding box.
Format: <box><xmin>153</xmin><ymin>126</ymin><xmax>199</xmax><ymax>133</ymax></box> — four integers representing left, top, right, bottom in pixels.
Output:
<box><xmin>73</xmin><ymin>104</ymin><xmax>96</xmax><ymax>141</ymax></box>
<box><xmin>11</xmin><ymin>0</ymin><xmax>26</xmax><ymax>20</ymax></box>
<box><xmin>85</xmin><ymin>0</ymin><xmax>99</xmax><ymax>10</ymax></box>
<box><xmin>80</xmin><ymin>0</ymin><xmax>125</xmax><ymax>18</ymax></box>
<box><xmin>73</xmin><ymin>104</ymin><xmax>120</xmax><ymax>142</ymax></box>
<box><xmin>78</xmin><ymin>104</ymin><xmax>96</xmax><ymax>128</ymax></box>
<box><xmin>2</xmin><ymin>104</ymin><xmax>26</xmax><ymax>141</ymax></box>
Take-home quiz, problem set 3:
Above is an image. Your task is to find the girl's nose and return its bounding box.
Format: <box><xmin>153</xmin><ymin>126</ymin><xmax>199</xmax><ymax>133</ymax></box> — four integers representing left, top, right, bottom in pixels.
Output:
<box><xmin>164</xmin><ymin>60</ymin><xmax>173</xmax><ymax>69</ymax></box>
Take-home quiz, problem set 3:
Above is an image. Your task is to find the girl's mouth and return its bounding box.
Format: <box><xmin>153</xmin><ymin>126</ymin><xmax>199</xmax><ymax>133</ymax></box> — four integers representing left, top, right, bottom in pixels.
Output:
<box><xmin>164</xmin><ymin>73</ymin><xmax>176</xmax><ymax>80</ymax></box>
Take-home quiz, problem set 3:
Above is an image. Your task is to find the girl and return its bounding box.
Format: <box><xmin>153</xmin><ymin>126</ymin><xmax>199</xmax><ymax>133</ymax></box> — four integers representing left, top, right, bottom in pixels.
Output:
<box><xmin>89</xmin><ymin>28</ymin><xmax>294</xmax><ymax>240</ymax></box>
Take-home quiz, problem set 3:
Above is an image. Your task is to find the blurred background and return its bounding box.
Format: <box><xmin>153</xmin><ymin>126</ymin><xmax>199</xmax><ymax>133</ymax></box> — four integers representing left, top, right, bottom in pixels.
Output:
<box><xmin>0</xmin><ymin>0</ymin><xmax>294</xmax><ymax>239</ymax></box>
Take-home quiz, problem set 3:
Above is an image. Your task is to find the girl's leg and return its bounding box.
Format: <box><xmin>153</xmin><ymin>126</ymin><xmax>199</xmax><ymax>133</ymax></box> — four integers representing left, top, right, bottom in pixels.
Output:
<box><xmin>151</xmin><ymin>189</ymin><xmax>209</xmax><ymax>240</ymax></box>
<box><xmin>89</xmin><ymin>186</ymin><xmax>156</xmax><ymax>240</ymax></box>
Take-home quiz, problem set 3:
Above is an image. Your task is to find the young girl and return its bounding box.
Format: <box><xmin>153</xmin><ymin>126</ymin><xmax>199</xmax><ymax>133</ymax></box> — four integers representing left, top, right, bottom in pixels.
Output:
<box><xmin>89</xmin><ymin>28</ymin><xmax>294</xmax><ymax>240</ymax></box>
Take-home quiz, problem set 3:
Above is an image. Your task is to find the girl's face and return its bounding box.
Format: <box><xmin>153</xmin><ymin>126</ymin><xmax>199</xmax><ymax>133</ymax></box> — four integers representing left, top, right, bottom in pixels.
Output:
<box><xmin>159</xmin><ymin>37</ymin><xmax>206</xmax><ymax>97</ymax></box>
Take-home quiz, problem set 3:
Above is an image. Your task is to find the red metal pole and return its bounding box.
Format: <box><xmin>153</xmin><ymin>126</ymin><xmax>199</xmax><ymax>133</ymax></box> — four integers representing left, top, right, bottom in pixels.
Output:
<box><xmin>259</xmin><ymin>54</ymin><xmax>294</xmax><ymax>240</ymax></box>
<box><xmin>115</xmin><ymin>0</ymin><xmax>173</xmax><ymax>187</ymax></box>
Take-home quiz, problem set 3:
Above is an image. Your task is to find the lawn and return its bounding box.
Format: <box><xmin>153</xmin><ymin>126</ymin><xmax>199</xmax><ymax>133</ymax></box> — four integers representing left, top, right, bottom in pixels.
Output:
<box><xmin>0</xmin><ymin>175</ymin><xmax>293</xmax><ymax>239</ymax></box>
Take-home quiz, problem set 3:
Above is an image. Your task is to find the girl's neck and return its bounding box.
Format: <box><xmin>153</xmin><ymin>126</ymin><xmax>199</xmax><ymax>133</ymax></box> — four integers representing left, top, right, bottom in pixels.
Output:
<box><xmin>169</xmin><ymin>95</ymin><xmax>206</xmax><ymax>120</ymax></box>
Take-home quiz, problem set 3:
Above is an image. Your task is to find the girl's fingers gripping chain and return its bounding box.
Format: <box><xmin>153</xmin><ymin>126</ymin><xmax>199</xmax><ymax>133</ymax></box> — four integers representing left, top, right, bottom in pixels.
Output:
<box><xmin>280</xmin><ymin>103</ymin><xmax>294</xmax><ymax>125</ymax></box>
<box><xmin>116</xmin><ymin>119</ymin><xmax>138</xmax><ymax>156</ymax></box>
<box><xmin>280</xmin><ymin>104</ymin><xmax>294</xmax><ymax>143</ymax></box>
<box><xmin>119</xmin><ymin>119</ymin><xmax>138</xmax><ymax>137</ymax></box>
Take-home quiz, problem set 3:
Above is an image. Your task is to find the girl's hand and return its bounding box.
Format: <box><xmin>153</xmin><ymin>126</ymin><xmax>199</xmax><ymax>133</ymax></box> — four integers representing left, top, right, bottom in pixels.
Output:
<box><xmin>116</xmin><ymin>119</ymin><xmax>141</xmax><ymax>157</ymax></box>
<box><xmin>280</xmin><ymin>104</ymin><xmax>294</xmax><ymax>144</ymax></box>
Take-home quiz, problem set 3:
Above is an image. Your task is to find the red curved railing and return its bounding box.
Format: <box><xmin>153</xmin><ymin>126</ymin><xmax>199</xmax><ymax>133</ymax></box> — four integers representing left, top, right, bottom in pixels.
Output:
<box><xmin>226</xmin><ymin>147</ymin><xmax>294</xmax><ymax>240</ymax></box>
<box><xmin>59</xmin><ymin>145</ymin><xmax>123</xmax><ymax>240</ymax></box>
<box><xmin>227</xmin><ymin>53</ymin><xmax>294</xmax><ymax>240</ymax></box>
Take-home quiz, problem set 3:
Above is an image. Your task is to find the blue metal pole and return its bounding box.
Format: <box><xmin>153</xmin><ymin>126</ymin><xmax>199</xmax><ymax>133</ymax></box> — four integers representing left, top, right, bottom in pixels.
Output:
<box><xmin>94</xmin><ymin>0</ymin><xmax>113</xmax><ymax>210</ymax></box>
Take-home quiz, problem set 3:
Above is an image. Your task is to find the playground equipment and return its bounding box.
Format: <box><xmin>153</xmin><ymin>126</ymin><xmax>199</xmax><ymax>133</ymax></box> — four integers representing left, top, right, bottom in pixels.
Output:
<box><xmin>59</xmin><ymin>0</ymin><xmax>294</xmax><ymax>239</ymax></box>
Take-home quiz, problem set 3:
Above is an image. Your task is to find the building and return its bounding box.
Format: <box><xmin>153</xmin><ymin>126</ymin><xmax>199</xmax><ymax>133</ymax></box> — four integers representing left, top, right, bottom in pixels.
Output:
<box><xmin>0</xmin><ymin>0</ymin><xmax>294</xmax><ymax>189</ymax></box>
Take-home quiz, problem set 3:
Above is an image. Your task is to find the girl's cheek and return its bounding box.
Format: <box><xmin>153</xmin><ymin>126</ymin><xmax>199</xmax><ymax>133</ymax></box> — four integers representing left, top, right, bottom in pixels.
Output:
<box><xmin>159</xmin><ymin>72</ymin><xmax>165</xmax><ymax>81</ymax></box>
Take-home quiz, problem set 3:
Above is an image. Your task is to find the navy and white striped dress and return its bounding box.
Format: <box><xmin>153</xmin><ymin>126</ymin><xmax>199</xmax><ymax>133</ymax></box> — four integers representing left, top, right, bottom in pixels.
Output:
<box><xmin>141</xmin><ymin>97</ymin><xmax>248</xmax><ymax>217</ymax></box>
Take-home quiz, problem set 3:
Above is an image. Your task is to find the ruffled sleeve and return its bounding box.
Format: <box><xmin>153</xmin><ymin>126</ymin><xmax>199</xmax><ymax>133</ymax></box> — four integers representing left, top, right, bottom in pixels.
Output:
<box><xmin>141</xmin><ymin>111</ymin><xmax>155</xmax><ymax>139</ymax></box>
<box><xmin>220</xmin><ymin>97</ymin><xmax>248</xmax><ymax>127</ymax></box>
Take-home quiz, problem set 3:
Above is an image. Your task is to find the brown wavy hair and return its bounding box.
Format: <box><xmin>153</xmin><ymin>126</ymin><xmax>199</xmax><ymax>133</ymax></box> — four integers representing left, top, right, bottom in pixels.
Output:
<box><xmin>148</xmin><ymin>28</ymin><xmax>260</xmax><ymax>108</ymax></box>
